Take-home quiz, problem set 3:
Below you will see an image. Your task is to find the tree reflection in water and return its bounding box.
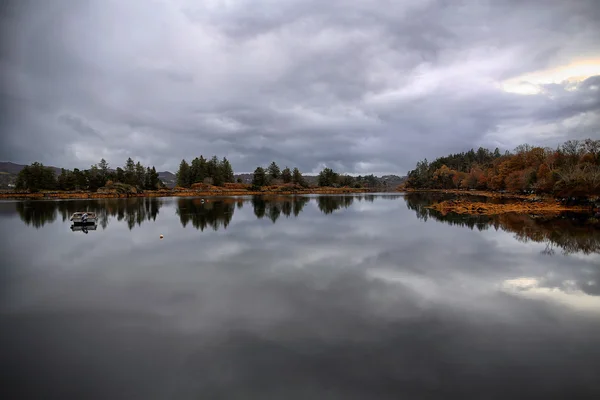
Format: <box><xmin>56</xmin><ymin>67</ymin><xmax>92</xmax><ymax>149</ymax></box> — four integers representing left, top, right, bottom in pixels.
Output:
<box><xmin>19</xmin><ymin>194</ymin><xmax>593</xmax><ymax>255</ymax></box>
<box><xmin>176</xmin><ymin>198</ymin><xmax>235</xmax><ymax>231</ymax></box>
<box><xmin>16</xmin><ymin>201</ymin><xmax>58</xmax><ymax>228</ymax></box>
<box><xmin>251</xmin><ymin>196</ymin><xmax>310</xmax><ymax>222</ymax></box>
<box><xmin>404</xmin><ymin>193</ymin><xmax>600</xmax><ymax>255</ymax></box>
<box><xmin>16</xmin><ymin>198</ymin><xmax>163</xmax><ymax>230</ymax></box>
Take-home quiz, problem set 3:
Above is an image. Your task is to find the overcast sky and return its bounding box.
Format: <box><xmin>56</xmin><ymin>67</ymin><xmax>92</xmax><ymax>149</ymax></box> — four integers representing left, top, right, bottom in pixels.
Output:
<box><xmin>1</xmin><ymin>0</ymin><xmax>599</xmax><ymax>174</ymax></box>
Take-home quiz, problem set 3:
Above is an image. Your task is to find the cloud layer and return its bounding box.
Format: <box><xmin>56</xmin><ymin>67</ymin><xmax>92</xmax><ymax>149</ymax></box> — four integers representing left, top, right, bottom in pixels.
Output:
<box><xmin>1</xmin><ymin>0</ymin><xmax>599</xmax><ymax>173</ymax></box>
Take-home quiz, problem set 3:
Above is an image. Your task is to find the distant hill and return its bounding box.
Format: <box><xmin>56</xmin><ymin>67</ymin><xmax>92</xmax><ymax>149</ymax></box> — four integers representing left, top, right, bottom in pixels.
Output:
<box><xmin>0</xmin><ymin>161</ymin><xmax>62</xmax><ymax>176</ymax></box>
<box><xmin>379</xmin><ymin>174</ymin><xmax>407</xmax><ymax>189</ymax></box>
<box><xmin>157</xmin><ymin>171</ymin><xmax>176</xmax><ymax>188</ymax></box>
<box><xmin>0</xmin><ymin>162</ymin><xmax>63</xmax><ymax>188</ymax></box>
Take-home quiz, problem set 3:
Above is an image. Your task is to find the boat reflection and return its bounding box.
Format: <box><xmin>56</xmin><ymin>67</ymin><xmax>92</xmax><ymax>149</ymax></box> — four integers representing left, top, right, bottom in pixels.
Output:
<box><xmin>70</xmin><ymin>224</ymin><xmax>98</xmax><ymax>234</ymax></box>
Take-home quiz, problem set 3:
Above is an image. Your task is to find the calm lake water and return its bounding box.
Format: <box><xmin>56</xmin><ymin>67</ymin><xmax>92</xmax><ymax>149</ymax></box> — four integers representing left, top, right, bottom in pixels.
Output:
<box><xmin>1</xmin><ymin>194</ymin><xmax>599</xmax><ymax>399</ymax></box>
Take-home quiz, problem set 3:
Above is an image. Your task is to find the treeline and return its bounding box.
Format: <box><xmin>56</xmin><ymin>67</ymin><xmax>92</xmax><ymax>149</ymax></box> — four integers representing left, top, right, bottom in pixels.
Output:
<box><xmin>176</xmin><ymin>158</ymin><xmax>385</xmax><ymax>189</ymax></box>
<box><xmin>176</xmin><ymin>156</ymin><xmax>234</xmax><ymax>187</ymax></box>
<box><xmin>251</xmin><ymin>162</ymin><xmax>308</xmax><ymax>188</ymax></box>
<box><xmin>15</xmin><ymin>158</ymin><xmax>161</xmax><ymax>192</ymax></box>
<box><xmin>251</xmin><ymin>162</ymin><xmax>382</xmax><ymax>188</ymax></box>
<box><xmin>317</xmin><ymin>168</ymin><xmax>380</xmax><ymax>188</ymax></box>
<box><xmin>405</xmin><ymin>139</ymin><xmax>600</xmax><ymax>196</ymax></box>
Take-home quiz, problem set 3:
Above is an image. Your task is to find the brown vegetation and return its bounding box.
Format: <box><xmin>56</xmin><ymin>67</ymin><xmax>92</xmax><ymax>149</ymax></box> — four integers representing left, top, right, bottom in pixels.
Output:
<box><xmin>404</xmin><ymin>138</ymin><xmax>600</xmax><ymax>197</ymax></box>
<box><xmin>427</xmin><ymin>199</ymin><xmax>592</xmax><ymax>216</ymax></box>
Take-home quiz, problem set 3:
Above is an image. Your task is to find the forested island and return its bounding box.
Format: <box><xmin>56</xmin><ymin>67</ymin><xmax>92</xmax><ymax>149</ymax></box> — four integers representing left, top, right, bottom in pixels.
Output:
<box><xmin>0</xmin><ymin>156</ymin><xmax>398</xmax><ymax>199</ymax></box>
<box><xmin>401</xmin><ymin>138</ymin><xmax>600</xmax><ymax>215</ymax></box>
<box><xmin>403</xmin><ymin>138</ymin><xmax>599</xmax><ymax>196</ymax></box>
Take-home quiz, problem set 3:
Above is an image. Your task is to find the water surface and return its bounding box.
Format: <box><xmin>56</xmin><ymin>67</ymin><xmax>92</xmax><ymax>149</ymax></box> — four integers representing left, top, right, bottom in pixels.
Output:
<box><xmin>1</xmin><ymin>195</ymin><xmax>599</xmax><ymax>399</ymax></box>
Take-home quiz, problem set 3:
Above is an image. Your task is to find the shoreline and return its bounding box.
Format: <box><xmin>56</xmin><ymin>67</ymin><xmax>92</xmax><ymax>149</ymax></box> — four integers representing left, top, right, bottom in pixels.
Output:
<box><xmin>0</xmin><ymin>187</ymin><xmax>376</xmax><ymax>200</ymax></box>
<box><xmin>398</xmin><ymin>188</ymin><xmax>549</xmax><ymax>200</ymax></box>
<box><xmin>425</xmin><ymin>199</ymin><xmax>595</xmax><ymax>216</ymax></box>
<box><xmin>398</xmin><ymin>189</ymin><xmax>599</xmax><ymax>216</ymax></box>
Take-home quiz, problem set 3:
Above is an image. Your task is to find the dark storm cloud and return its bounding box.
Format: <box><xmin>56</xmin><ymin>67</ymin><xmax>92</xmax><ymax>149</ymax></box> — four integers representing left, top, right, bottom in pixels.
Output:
<box><xmin>58</xmin><ymin>114</ymin><xmax>104</xmax><ymax>140</ymax></box>
<box><xmin>1</xmin><ymin>0</ymin><xmax>599</xmax><ymax>173</ymax></box>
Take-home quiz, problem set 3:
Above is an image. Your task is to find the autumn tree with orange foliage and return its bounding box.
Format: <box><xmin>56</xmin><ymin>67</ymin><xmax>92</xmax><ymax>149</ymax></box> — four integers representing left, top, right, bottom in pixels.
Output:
<box><xmin>405</xmin><ymin>139</ymin><xmax>600</xmax><ymax>196</ymax></box>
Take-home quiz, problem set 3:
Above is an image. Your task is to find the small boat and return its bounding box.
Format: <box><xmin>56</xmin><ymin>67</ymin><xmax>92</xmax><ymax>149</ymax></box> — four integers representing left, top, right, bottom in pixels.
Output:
<box><xmin>70</xmin><ymin>212</ymin><xmax>97</xmax><ymax>225</ymax></box>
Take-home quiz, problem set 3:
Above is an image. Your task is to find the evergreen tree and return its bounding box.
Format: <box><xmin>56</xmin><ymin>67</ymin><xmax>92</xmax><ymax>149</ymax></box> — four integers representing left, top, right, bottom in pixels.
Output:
<box><xmin>176</xmin><ymin>159</ymin><xmax>191</xmax><ymax>187</ymax></box>
<box><xmin>191</xmin><ymin>157</ymin><xmax>206</xmax><ymax>184</ymax></box>
<box><xmin>116</xmin><ymin>167</ymin><xmax>125</xmax><ymax>183</ymax></box>
<box><xmin>318</xmin><ymin>167</ymin><xmax>339</xmax><ymax>187</ymax></box>
<box><xmin>98</xmin><ymin>158</ymin><xmax>109</xmax><ymax>183</ymax></box>
<box><xmin>135</xmin><ymin>162</ymin><xmax>145</xmax><ymax>188</ymax></box>
<box><xmin>57</xmin><ymin>168</ymin><xmax>76</xmax><ymax>191</ymax></box>
<box><xmin>145</xmin><ymin>167</ymin><xmax>152</xmax><ymax>189</ymax></box>
<box><xmin>151</xmin><ymin>167</ymin><xmax>160</xmax><ymax>188</ymax></box>
<box><xmin>73</xmin><ymin>168</ymin><xmax>88</xmax><ymax>189</ymax></box>
<box><xmin>281</xmin><ymin>166</ymin><xmax>292</xmax><ymax>183</ymax></box>
<box><xmin>339</xmin><ymin>175</ymin><xmax>355</xmax><ymax>187</ymax></box>
<box><xmin>206</xmin><ymin>156</ymin><xmax>219</xmax><ymax>184</ymax></box>
<box><xmin>221</xmin><ymin>157</ymin><xmax>234</xmax><ymax>183</ymax></box>
<box><xmin>292</xmin><ymin>167</ymin><xmax>307</xmax><ymax>187</ymax></box>
<box><xmin>124</xmin><ymin>157</ymin><xmax>136</xmax><ymax>185</ymax></box>
<box><xmin>87</xmin><ymin>165</ymin><xmax>103</xmax><ymax>191</ymax></box>
<box><xmin>252</xmin><ymin>167</ymin><xmax>267</xmax><ymax>188</ymax></box>
<box><xmin>267</xmin><ymin>161</ymin><xmax>281</xmax><ymax>181</ymax></box>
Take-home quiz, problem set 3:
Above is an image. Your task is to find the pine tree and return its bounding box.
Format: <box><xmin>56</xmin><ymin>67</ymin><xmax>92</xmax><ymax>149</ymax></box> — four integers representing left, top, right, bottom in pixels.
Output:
<box><xmin>15</xmin><ymin>162</ymin><xmax>57</xmax><ymax>191</ymax></box>
<box><xmin>98</xmin><ymin>158</ymin><xmax>109</xmax><ymax>184</ymax></box>
<box><xmin>124</xmin><ymin>157</ymin><xmax>136</xmax><ymax>185</ymax></box>
<box><xmin>318</xmin><ymin>167</ymin><xmax>338</xmax><ymax>187</ymax></box>
<box><xmin>267</xmin><ymin>161</ymin><xmax>281</xmax><ymax>181</ymax></box>
<box><xmin>191</xmin><ymin>157</ymin><xmax>205</xmax><ymax>184</ymax></box>
<box><xmin>281</xmin><ymin>166</ymin><xmax>292</xmax><ymax>183</ymax></box>
<box><xmin>212</xmin><ymin>157</ymin><xmax>224</xmax><ymax>186</ymax></box>
<box><xmin>176</xmin><ymin>159</ymin><xmax>191</xmax><ymax>187</ymax></box>
<box><xmin>206</xmin><ymin>156</ymin><xmax>219</xmax><ymax>184</ymax></box>
<box><xmin>116</xmin><ymin>167</ymin><xmax>125</xmax><ymax>183</ymax></box>
<box><xmin>135</xmin><ymin>162</ymin><xmax>145</xmax><ymax>188</ymax></box>
<box><xmin>73</xmin><ymin>168</ymin><xmax>88</xmax><ymax>189</ymax></box>
<box><xmin>87</xmin><ymin>165</ymin><xmax>103</xmax><ymax>191</ymax></box>
<box><xmin>252</xmin><ymin>167</ymin><xmax>267</xmax><ymax>188</ymax></box>
<box><xmin>292</xmin><ymin>167</ymin><xmax>306</xmax><ymax>187</ymax></box>
<box><xmin>150</xmin><ymin>166</ymin><xmax>160</xmax><ymax>189</ymax></box>
<box><xmin>221</xmin><ymin>157</ymin><xmax>234</xmax><ymax>183</ymax></box>
<box><xmin>145</xmin><ymin>167</ymin><xmax>152</xmax><ymax>189</ymax></box>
